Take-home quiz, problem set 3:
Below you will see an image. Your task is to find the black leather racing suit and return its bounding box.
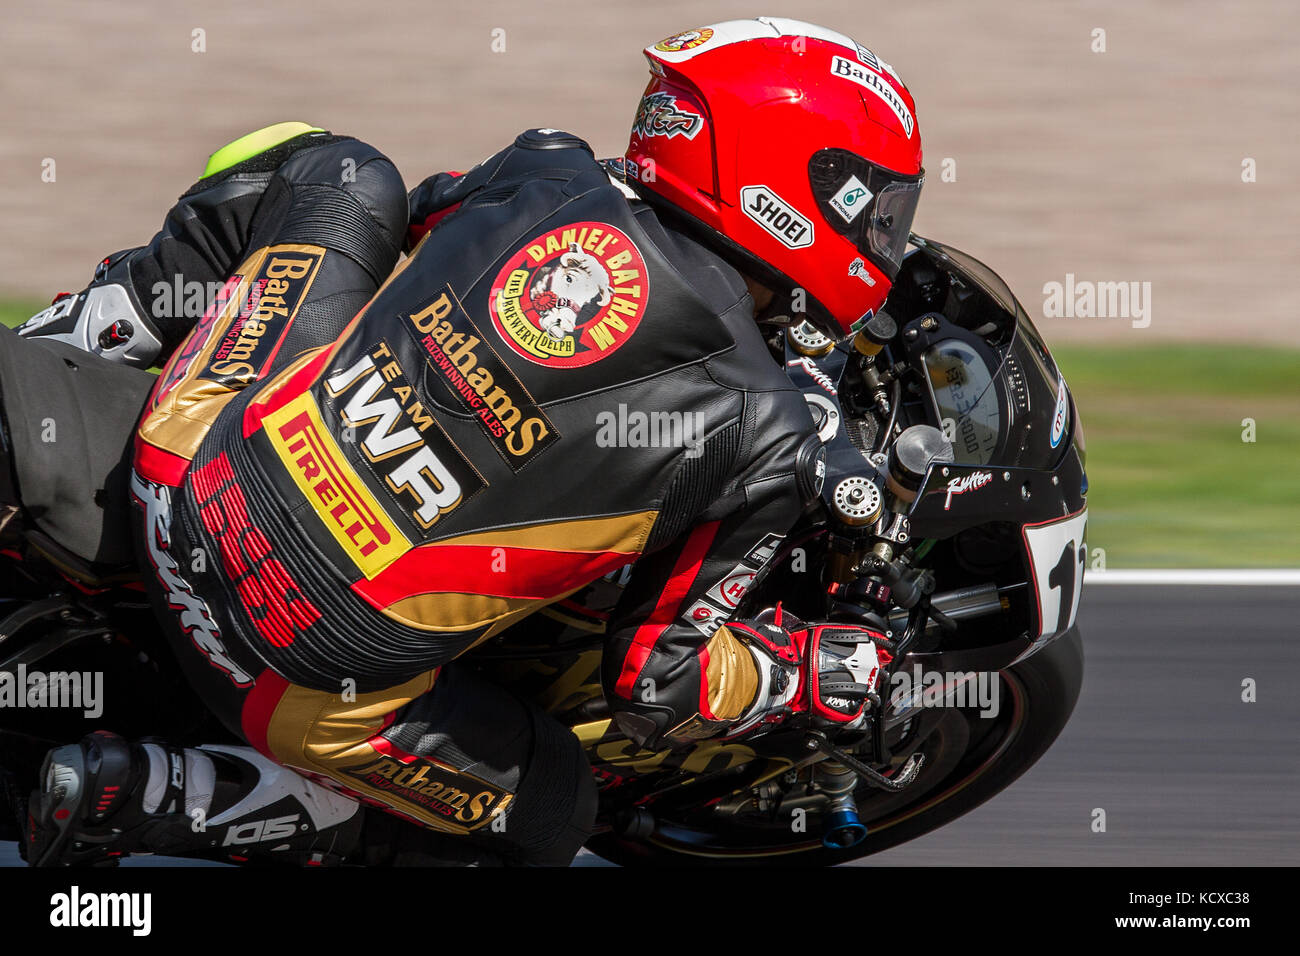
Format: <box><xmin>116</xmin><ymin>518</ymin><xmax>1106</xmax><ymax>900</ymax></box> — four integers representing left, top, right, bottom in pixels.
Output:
<box><xmin>20</xmin><ymin>126</ymin><xmax>821</xmax><ymax>862</ymax></box>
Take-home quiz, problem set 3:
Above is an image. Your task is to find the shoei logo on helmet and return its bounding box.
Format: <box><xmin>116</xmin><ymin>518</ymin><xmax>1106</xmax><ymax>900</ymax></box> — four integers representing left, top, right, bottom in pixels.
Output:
<box><xmin>829</xmin><ymin>55</ymin><xmax>915</xmax><ymax>138</ymax></box>
<box><xmin>1050</xmin><ymin>376</ymin><xmax>1069</xmax><ymax>448</ymax></box>
<box><xmin>829</xmin><ymin>175</ymin><xmax>873</xmax><ymax>224</ymax></box>
<box><xmin>741</xmin><ymin>185</ymin><xmax>814</xmax><ymax>249</ymax></box>
<box><xmin>631</xmin><ymin>92</ymin><xmax>704</xmax><ymax>140</ymax></box>
<box><xmin>489</xmin><ymin>221</ymin><xmax>649</xmax><ymax>368</ymax></box>
<box><xmin>654</xmin><ymin>28</ymin><xmax>714</xmax><ymax>52</ymax></box>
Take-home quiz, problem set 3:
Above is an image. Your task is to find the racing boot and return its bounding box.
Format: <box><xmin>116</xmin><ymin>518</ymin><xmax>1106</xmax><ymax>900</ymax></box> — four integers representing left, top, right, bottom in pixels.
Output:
<box><xmin>26</xmin><ymin>730</ymin><xmax>363</xmax><ymax>866</ymax></box>
<box><xmin>17</xmin><ymin>249</ymin><xmax>165</xmax><ymax>368</ymax></box>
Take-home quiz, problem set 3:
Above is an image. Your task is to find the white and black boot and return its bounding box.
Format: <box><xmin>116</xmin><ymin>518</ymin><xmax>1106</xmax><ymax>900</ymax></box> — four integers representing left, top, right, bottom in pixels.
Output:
<box><xmin>17</xmin><ymin>250</ymin><xmax>165</xmax><ymax>368</ymax></box>
<box><xmin>27</xmin><ymin>730</ymin><xmax>362</xmax><ymax>866</ymax></box>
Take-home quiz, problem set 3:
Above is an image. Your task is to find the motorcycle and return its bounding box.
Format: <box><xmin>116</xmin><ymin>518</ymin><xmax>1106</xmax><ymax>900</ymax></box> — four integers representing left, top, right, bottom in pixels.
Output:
<box><xmin>0</xmin><ymin>236</ymin><xmax>1087</xmax><ymax>865</ymax></box>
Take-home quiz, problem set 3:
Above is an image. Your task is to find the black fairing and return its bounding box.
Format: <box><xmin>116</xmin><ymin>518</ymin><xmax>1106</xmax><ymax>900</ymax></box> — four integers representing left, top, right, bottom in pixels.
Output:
<box><xmin>887</xmin><ymin>236</ymin><xmax>1087</xmax><ymax>540</ymax></box>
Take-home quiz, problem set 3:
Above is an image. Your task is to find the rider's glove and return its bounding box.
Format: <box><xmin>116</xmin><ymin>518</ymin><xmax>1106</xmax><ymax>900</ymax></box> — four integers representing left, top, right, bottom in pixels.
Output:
<box><xmin>725</xmin><ymin>606</ymin><xmax>893</xmax><ymax>734</ymax></box>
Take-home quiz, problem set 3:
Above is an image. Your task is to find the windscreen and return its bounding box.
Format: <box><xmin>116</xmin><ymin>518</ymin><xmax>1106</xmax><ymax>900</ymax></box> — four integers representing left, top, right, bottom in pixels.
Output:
<box><xmin>911</xmin><ymin>238</ymin><xmax>1073</xmax><ymax>472</ymax></box>
<box><xmin>809</xmin><ymin>148</ymin><xmax>923</xmax><ymax>277</ymax></box>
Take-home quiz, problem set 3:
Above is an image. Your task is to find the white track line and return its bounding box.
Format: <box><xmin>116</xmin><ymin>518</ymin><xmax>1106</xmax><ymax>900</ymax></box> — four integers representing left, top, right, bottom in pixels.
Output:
<box><xmin>1085</xmin><ymin>569</ymin><xmax>1300</xmax><ymax>586</ymax></box>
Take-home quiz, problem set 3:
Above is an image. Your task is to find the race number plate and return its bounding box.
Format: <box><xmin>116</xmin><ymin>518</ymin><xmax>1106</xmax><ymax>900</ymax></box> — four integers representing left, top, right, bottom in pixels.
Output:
<box><xmin>1015</xmin><ymin>507</ymin><xmax>1087</xmax><ymax>663</ymax></box>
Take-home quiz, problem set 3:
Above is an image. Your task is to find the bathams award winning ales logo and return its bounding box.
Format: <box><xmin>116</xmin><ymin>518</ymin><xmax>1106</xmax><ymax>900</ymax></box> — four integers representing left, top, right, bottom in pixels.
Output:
<box><xmin>405</xmin><ymin>286</ymin><xmax>558</xmax><ymax>472</ymax></box>
<box><xmin>202</xmin><ymin>246</ymin><xmax>324</xmax><ymax>387</ymax></box>
<box><xmin>344</xmin><ymin>754</ymin><xmax>511</xmax><ymax>831</ymax></box>
<box><xmin>489</xmin><ymin>221</ymin><xmax>648</xmax><ymax>369</ymax></box>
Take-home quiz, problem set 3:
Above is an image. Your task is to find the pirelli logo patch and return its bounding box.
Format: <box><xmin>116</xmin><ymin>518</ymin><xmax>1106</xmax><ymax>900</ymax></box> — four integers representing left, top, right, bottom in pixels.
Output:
<box><xmin>263</xmin><ymin>393</ymin><xmax>410</xmax><ymax>579</ymax></box>
<box><xmin>405</xmin><ymin>286</ymin><xmax>559</xmax><ymax>472</ymax></box>
<box><xmin>202</xmin><ymin>246</ymin><xmax>325</xmax><ymax>386</ymax></box>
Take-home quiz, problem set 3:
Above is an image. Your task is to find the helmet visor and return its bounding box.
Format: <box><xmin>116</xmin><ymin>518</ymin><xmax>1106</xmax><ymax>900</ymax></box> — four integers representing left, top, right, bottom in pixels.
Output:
<box><xmin>808</xmin><ymin>148</ymin><xmax>923</xmax><ymax>277</ymax></box>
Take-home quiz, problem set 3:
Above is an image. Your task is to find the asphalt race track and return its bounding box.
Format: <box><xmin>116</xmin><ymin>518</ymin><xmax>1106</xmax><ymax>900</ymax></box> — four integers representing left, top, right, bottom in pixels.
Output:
<box><xmin>3</xmin><ymin>582</ymin><xmax>1296</xmax><ymax>867</ymax></box>
<box><xmin>859</xmin><ymin>581</ymin><xmax>1299</xmax><ymax>866</ymax></box>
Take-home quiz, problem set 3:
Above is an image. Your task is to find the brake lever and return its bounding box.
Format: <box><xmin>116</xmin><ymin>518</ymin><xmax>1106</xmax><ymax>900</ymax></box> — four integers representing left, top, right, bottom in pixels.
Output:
<box><xmin>805</xmin><ymin>730</ymin><xmax>925</xmax><ymax>793</ymax></box>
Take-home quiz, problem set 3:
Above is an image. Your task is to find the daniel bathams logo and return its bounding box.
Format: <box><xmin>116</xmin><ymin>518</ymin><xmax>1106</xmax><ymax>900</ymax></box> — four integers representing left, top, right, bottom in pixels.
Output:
<box><xmin>653</xmin><ymin>28</ymin><xmax>714</xmax><ymax>52</ymax></box>
<box><xmin>489</xmin><ymin>221</ymin><xmax>649</xmax><ymax>368</ymax></box>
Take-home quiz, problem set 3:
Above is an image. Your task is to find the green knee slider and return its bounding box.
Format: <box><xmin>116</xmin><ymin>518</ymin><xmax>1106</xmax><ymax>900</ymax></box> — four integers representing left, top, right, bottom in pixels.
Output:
<box><xmin>200</xmin><ymin>121</ymin><xmax>326</xmax><ymax>178</ymax></box>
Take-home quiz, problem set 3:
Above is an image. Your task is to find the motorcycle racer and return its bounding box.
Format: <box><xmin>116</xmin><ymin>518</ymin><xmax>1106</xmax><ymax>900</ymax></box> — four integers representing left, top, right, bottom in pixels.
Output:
<box><xmin>13</xmin><ymin>18</ymin><xmax>926</xmax><ymax>865</ymax></box>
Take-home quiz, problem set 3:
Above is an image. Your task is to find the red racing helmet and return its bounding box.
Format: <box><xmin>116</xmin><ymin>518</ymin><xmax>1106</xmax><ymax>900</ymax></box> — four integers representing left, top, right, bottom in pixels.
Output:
<box><xmin>624</xmin><ymin>18</ymin><xmax>924</xmax><ymax>338</ymax></box>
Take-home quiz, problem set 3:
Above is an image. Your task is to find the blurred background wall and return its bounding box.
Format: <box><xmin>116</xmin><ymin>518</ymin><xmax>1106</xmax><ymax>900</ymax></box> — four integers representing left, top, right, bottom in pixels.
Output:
<box><xmin>0</xmin><ymin>5</ymin><xmax>1295</xmax><ymax>564</ymax></box>
<box><xmin>1</xmin><ymin>0</ymin><xmax>1295</xmax><ymax>343</ymax></box>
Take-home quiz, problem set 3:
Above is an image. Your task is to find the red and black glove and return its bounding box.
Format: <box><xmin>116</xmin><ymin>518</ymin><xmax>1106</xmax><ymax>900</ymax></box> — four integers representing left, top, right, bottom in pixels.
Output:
<box><xmin>725</xmin><ymin>606</ymin><xmax>894</xmax><ymax>732</ymax></box>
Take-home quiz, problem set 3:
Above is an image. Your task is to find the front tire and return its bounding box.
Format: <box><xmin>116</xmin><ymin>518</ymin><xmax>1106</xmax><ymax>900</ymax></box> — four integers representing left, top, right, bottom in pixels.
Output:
<box><xmin>586</xmin><ymin>627</ymin><xmax>1084</xmax><ymax>866</ymax></box>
